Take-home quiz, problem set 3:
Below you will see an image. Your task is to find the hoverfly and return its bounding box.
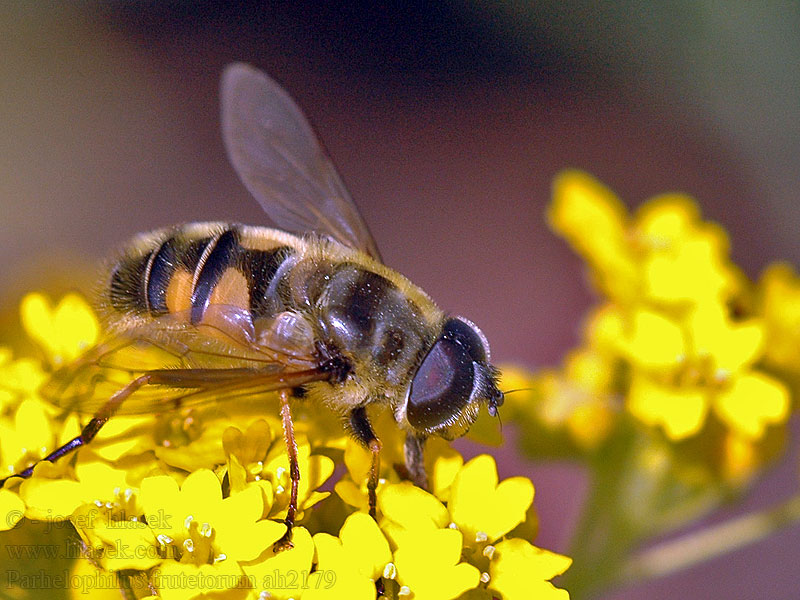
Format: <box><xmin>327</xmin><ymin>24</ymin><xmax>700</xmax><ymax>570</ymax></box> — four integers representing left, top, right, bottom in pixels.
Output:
<box><xmin>1</xmin><ymin>63</ymin><xmax>503</xmax><ymax>548</ymax></box>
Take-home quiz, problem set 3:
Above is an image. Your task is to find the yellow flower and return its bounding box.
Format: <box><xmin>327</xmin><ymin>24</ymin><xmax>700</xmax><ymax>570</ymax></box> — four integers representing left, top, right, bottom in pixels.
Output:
<box><xmin>448</xmin><ymin>455</ymin><xmax>534</xmax><ymax>546</ymax></box>
<box><xmin>550</xmin><ymin>171</ymin><xmax>740</xmax><ymax>307</ymax></box>
<box><xmin>394</xmin><ymin>527</ymin><xmax>480</xmax><ymax>600</ymax></box>
<box><xmin>305</xmin><ymin>512</ymin><xmax>392</xmax><ymax>600</ymax></box>
<box><xmin>72</xmin><ymin>502</ymin><xmax>161</xmax><ymax>572</ymax></box>
<box><xmin>0</xmin><ymin>398</ymin><xmax>57</xmax><ymax>477</ymax></box>
<box><xmin>377</xmin><ymin>455</ymin><xmax>549</xmax><ymax>599</ymax></box>
<box><xmin>624</xmin><ymin>305</ymin><xmax>789</xmax><ymax>440</ymax></box>
<box><xmin>20</xmin><ymin>292</ymin><xmax>99</xmax><ymax>366</ymax></box>
<box><xmin>501</xmin><ymin>306</ymin><xmax>622</xmax><ymax>454</ymax></box>
<box><xmin>635</xmin><ymin>195</ymin><xmax>737</xmax><ymax>305</ymax></box>
<box><xmin>222</xmin><ymin>422</ymin><xmax>333</xmax><ymax>521</ymax></box>
<box><xmin>549</xmin><ymin>173</ymin><xmax>790</xmax><ymax>447</ymax></box>
<box><xmin>379</xmin><ymin>481</ymin><xmax>450</xmax><ymax>532</ymax></box>
<box><xmin>757</xmin><ymin>262</ymin><xmax>800</xmax><ymax>374</ymax></box>
<box><xmin>153</xmin><ymin>407</ymin><xmax>233</xmax><ymax>473</ymax></box>
<box><xmin>488</xmin><ymin>538</ymin><xmax>571</xmax><ymax>600</ymax></box>
<box><xmin>223</xmin><ymin>419</ymin><xmax>277</xmax><ymax>510</ymax></box>
<box><xmin>242</xmin><ymin>526</ymin><xmax>315</xmax><ymax>600</ymax></box>
<box><xmin>424</xmin><ymin>437</ymin><xmax>465</xmax><ymax>502</ymax></box>
<box><xmin>21</xmin><ymin>459</ymin><xmax>133</xmax><ymax>522</ymax></box>
<box><xmin>1</xmin><ymin>290</ymin><xmax>573</xmax><ymax>599</ymax></box>
<box><xmin>0</xmin><ymin>348</ymin><xmax>46</xmax><ymax>408</ymax></box>
<box><xmin>0</xmin><ymin>488</ymin><xmax>25</xmax><ymax>531</ymax></box>
<box><xmin>549</xmin><ymin>170</ymin><xmax>637</xmax><ymax>300</ymax></box>
<box><xmin>517</xmin><ymin>355</ymin><xmax>617</xmax><ymax>451</ymax></box>
<box><xmin>139</xmin><ymin>469</ymin><xmax>285</xmax><ymax>600</ymax></box>
<box><xmin>713</xmin><ymin>372</ymin><xmax>788</xmax><ymax>439</ymax></box>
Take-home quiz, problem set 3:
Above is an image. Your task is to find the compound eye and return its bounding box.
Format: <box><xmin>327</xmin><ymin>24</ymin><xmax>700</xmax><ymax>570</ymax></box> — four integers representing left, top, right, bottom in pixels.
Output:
<box><xmin>443</xmin><ymin>317</ymin><xmax>490</xmax><ymax>363</ymax></box>
<box><xmin>407</xmin><ymin>337</ymin><xmax>473</xmax><ymax>431</ymax></box>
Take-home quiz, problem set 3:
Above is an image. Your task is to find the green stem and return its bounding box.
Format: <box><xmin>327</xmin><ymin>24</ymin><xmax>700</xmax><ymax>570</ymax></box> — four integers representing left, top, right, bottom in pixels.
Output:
<box><xmin>560</xmin><ymin>434</ymin><xmax>638</xmax><ymax>599</ymax></box>
<box><xmin>619</xmin><ymin>493</ymin><xmax>800</xmax><ymax>585</ymax></box>
<box><xmin>559</xmin><ymin>426</ymin><xmax>726</xmax><ymax>599</ymax></box>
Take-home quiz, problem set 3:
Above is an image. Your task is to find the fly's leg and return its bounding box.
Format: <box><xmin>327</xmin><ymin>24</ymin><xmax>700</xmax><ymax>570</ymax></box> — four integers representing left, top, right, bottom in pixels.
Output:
<box><xmin>0</xmin><ymin>366</ymin><xmax>298</xmax><ymax>488</ymax></box>
<box><xmin>273</xmin><ymin>388</ymin><xmax>300</xmax><ymax>552</ymax></box>
<box><xmin>367</xmin><ymin>438</ymin><xmax>382</xmax><ymax>518</ymax></box>
<box><xmin>404</xmin><ymin>432</ymin><xmax>428</xmax><ymax>490</ymax></box>
<box><xmin>350</xmin><ymin>406</ymin><xmax>382</xmax><ymax>518</ymax></box>
<box><xmin>0</xmin><ymin>373</ymin><xmax>153</xmax><ymax>487</ymax></box>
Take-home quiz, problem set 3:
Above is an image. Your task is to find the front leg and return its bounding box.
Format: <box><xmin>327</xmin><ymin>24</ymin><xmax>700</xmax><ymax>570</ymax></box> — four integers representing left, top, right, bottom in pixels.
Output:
<box><xmin>349</xmin><ymin>406</ymin><xmax>381</xmax><ymax>517</ymax></box>
<box><xmin>273</xmin><ymin>388</ymin><xmax>300</xmax><ymax>551</ymax></box>
<box><xmin>404</xmin><ymin>432</ymin><xmax>428</xmax><ymax>490</ymax></box>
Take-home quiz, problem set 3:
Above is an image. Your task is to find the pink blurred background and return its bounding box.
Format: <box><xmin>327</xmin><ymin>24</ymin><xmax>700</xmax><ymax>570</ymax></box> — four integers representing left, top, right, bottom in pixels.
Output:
<box><xmin>1</xmin><ymin>4</ymin><xmax>798</xmax><ymax>598</ymax></box>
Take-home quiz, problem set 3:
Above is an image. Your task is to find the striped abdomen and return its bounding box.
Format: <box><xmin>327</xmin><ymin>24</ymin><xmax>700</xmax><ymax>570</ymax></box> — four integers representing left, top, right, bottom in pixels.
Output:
<box><xmin>107</xmin><ymin>223</ymin><xmax>297</xmax><ymax>325</ymax></box>
<box><xmin>104</xmin><ymin>222</ymin><xmax>437</xmax><ymax>382</ymax></box>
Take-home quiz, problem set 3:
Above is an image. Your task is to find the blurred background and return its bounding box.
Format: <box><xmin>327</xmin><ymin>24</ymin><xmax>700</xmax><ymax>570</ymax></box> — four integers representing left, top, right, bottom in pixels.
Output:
<box><xmin>1</xmin><ymin>2</ymin><xmax>798</xmax><ymax>598</ymax></box>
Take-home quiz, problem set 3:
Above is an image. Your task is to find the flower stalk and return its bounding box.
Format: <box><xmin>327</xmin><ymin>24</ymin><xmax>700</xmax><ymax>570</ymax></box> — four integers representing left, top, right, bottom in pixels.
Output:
<box><xmin>621</xmin><ymin>493</ymin><xmax>800</xmax><ymax>585</ymax></box>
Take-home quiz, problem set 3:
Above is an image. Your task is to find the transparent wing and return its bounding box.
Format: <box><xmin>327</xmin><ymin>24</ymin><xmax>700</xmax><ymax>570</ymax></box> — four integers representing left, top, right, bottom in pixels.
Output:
<box><xmin>221</xmin><ymin>62</ymin><xmax>382</xmax><ymax>261</ymax></box>
<box><xmin>41</xmin><ymin>307</ymin><xmax>323</xmax><ymax>416</ymax></box>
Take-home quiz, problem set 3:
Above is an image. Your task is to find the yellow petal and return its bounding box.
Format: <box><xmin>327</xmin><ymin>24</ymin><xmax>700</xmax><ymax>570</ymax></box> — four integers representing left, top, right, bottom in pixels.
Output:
<box><xmin>490</xmin><ymin>538</ymin><xmax>571</xmax><ymax>600</ymax></box>
<box><xmin>20</xmin><ymin>293</ymin><xmax>56</xmax><ymax>356</ymax></box>
<box><xmin>343</xmin><ymin>438</ymin><xmax>372</xmax><ymax>483</ymax></box>
<box><xmin>9</xmin><ymin>398</ymin><xmax>53</xmax><ymax>461</ymax></box>
<box><xmin>69</xmin><ymin>558</ymin><xmax>127</xmax><ymax>600</ymax></box>
<box><xmin>335</xmin><ymin>479</ymin><xmax>369</xmax><ymax>511</ymax></box>
<box><xmin>378</xmin><ymin>482</ymin><xmax>449</xmax><ymax>530</ymax></box>
<box><xmin>635</xmin><ymin>194</ymin><xmax>699</xmax><ymax>241</ymax></box>
<box><xmin>628</xmin><ymin>374</ymin><xmax>708</xmax><ymax>439</ymax></box>
<box><xmin>551</xmin><ymin>171</ymin><xmax>627</xmax><ymax>234</ymax></box>
<box><xmin>91</xmin><ymin>415</ymin><xmax>153</xmax><ymax>461</ymax></box>
<box><xmin>220</xmin><ymin>482</ymin><xmax>264</xmax><ymax>525</ymax></box>
<box><xmin>565</xmin><ymin>348</ymin><xmax>613</xmax><ymax>393</ymax></box>
<box><xmin>395</xmin><ymin>528</ymin><xmax>479</xmax><ymax>600</ymax></box>
<box><xmin>230</xmin><ymin>519</ymin><xmax>287</xmax><ymax>561</ymax></box>
<box><xmin>759</xmin><ymin>262</ymin><xmax>800</xmax><ymax>370</ymax></box>
<box><xmin>181</xmin><ymin>469</ymin><xmax>223</xmax><ymax>505</ymax></box>
<box><xmin>449</xmin><ymin>455</ymin><xmax>534</xmax><ymax>543</ymax></box>
<box><xmin>54</xmin><ymin>293</ymin><xmax>100</xmax><ymax>359</ymax></box>
<box><xmin>642</xmin><ymin>237</ymin><xmax>732</xmax><ymax>303</ymax></box>
<box><xmin>339</xmin><ymin>511</ymin><xmax>392</xmax><ymax>580</ymax></box>
<box><xmin>140</xmin><ymin>475</ymin><xmax>182</xmax><ymax>536</ymax></box>
<box><xmin>426</xmin><ymin>438</ymin><xmax>464</xmax><ymax>502</ymax></box>
<box><xmin>244</xmin><ymin>526</ymin><xmax>315</xmax><ymax>600</ymax></box>
<box><xmin>72</xmin><ymin>461</ymin><xmax>134</xmax><ymax>503</ymax></box>
<box><xmin>19</xmin><ymin>478</ymin><xmax>86</xmax><ymax>519</ymax></box>
<box><xmin>688</xmin><ymin>306</ymin><xmax>764</xmax><ymax>374</ymax></box>
<box><xmin>154</xmin><ymin>560</ymin><xmax>247</xmax><ymax>600</ymax></box>
<box><xmin>721</xmin><ymin>433</ymin><xmax>759</xmax><ymax>483</ymax></box>
<box><xmin>585</xmin><ymin>303</ymin><xmax>625</xmax><ymax>354</ymax></box>
<box><xmin>567</xmin><ymin>401</ymin><xmax>616</xmax><ymax>450</ymax></box>
<box><xmin>92</xmin><ymin>520</ymin><xmax>161</xmax><ymax>571</ymax></box>
<box><xmin>549</xmin><ymin>170</ymin><xmax>636</xmax><ymax>298</ymax></box>
<box><xmin>20</xmin><ymin>293</ymin><xmax>98</xmax><ymax>364</ymax></box>
<box><xmin>0</xmin><ymin>357</ymin><xmax>46</xmax><ymax>394</ymax></box>
<box><xmin>307</xmin><ymin>532</ymin><xmax>377</xmax><ymax>600</ymax></box>
<box><xmin>714</xmin><ymin>373</ymin><xmax>789</xmax><ymax>439</ymax></box>
<box><xmin>226</xmin><ymin>454</ymin><xmax>249</xmax><ymax>494</ymax></box>
<box><xmin>0</xmin><ymin>489</ymin><xmax>24</xmax><ymax>530</ymax></box>
<box><xmin>622</xmin><ymin>309</ymin><xmax>685</xmax><ymax>370</ymax></box>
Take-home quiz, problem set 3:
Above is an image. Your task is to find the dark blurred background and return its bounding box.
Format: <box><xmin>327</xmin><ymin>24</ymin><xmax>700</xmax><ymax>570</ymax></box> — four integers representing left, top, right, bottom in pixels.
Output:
<box><xmin>1</xmin><ymin>3</ymin><xmax>798</xmax><ymax>598</ymax></box>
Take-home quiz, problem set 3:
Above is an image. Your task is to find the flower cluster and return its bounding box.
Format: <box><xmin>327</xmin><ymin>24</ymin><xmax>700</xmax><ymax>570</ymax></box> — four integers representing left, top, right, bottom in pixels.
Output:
<box><xmin>0</xmin><ymin>294</ymin><xmax>569</xmax><ymax>599</ymax></box>
<box><xmin>756</xmin><ymin>262</ymin><xmax>800</xmax><ymax>381</ymax></box>
<box><xmin>485</xmin><ymin>171</ymin><xmax>800</xmax><ymax>597</ymax></box>
<box><xmin>504</xmin><ymin>171</ymin><xmax>793</xmax><ymax>485</ymax></box>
